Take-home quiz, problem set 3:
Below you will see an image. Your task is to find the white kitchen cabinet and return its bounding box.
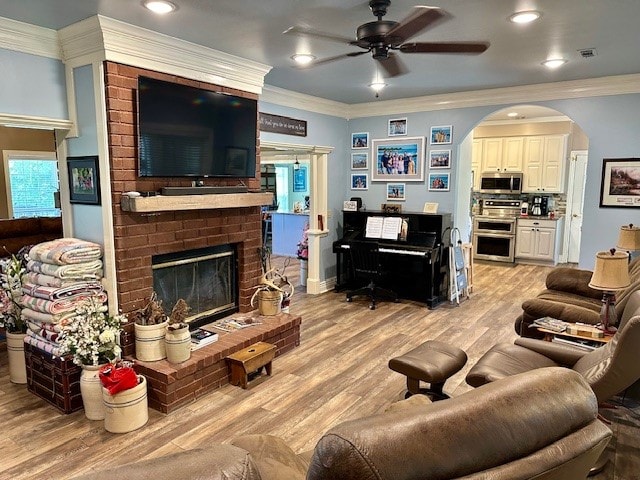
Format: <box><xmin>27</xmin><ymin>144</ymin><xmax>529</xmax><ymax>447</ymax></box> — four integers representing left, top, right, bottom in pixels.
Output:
<box><xmin>480</xmin><ymin>137</ymin><xmax>523</xmax><ymax>173</ymax></box>
<box><xmin>515</xmin><ymin>217</ymin><xmax>564</xmax><ymax>265</ymax></box>
<box><xmin>471</xmin><ymin>138</ymin><xmax>483</xmax><ymax>191</ymax></box>
<box><xmin>522</xmin><ymin>134</ymin><xmax>568</xmax><ymax>193</ymax></box>
<box><xmin>481</xmin><ymin>137</ymin><xmax>503</xmax><ymax>172</ymax></box>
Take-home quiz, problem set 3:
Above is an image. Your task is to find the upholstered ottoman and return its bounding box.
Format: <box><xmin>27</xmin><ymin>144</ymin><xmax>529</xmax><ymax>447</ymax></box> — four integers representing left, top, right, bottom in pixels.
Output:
<box><xmin>388</xmin><ymin>340</ymin><xmax>467</xmax><ymax>400</ymax></box>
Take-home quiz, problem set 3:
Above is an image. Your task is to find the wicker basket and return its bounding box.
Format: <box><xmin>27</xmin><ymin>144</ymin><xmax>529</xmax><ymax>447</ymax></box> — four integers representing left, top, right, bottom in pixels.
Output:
<box><xmin>134</xmin><ymin>321</ymin><xmax>168</xmax><ymax>361</ymax></box>
<box><xmin>102</xmin><ymin>375</ymin><xmax>149</xmax><ymax>433</ymax></box>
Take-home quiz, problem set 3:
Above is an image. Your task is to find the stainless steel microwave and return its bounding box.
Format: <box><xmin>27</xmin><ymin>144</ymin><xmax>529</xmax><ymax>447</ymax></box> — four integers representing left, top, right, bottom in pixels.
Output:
<box><xmin>479</xmin><ymin>172</ymin><xmax>523</xmax><ymax>194</ymax></box>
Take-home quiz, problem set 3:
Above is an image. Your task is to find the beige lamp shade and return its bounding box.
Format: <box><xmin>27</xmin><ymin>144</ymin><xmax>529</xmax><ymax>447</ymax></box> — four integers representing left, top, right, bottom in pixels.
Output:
<box><xmin>589</xmin><ymin>250</ymin><xmax>631</xmax><ymax>291</ymax></box>
<box><xmin>617</xmin><ymin>224</ymin><xmax>640</xmax><ymax>251</ymax></box>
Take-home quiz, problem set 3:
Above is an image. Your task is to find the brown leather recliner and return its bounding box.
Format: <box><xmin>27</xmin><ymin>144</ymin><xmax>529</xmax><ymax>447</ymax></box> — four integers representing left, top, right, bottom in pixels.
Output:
<box><xmin>73</xmin><ymin>368</ymin><xmax>611</xmax><ymax>480</ymax></box>
<box><xmin>516</xmin><ymin>256</ymin><xmax>640</xmax><ymax>338</ymax></box>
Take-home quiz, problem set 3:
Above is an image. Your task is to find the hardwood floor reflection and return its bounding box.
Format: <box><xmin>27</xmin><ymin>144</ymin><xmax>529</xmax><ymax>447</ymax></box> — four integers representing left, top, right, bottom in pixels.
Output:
<box><xmin>0</xmin><ymin>261</ymin><xmax>637</xmax><ymax>479</ymax></box>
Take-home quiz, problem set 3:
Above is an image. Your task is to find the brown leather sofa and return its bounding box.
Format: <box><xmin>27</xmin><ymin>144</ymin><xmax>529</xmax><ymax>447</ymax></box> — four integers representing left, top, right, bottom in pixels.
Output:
<box><xmin>516</xmin><ymin>256</ymin><xmax>640</xmax><ymax>337</ymax></box>
<box><xmin>0</xmin><ymin>217</ymin><xmax>62</xmax><ymax>256</ymax></box>
<box><xmin>72</xmin><ymin>368</ymin><xmax>610</xmax><ymax>480</ymax></box>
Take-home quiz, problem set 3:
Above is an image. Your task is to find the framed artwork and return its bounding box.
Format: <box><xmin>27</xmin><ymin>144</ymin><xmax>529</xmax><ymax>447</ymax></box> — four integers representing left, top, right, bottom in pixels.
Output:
<box><xmin>381</xmin><ymin>203</ymin><xmax>402</xmax><ymax>214</ymax></box>
<box><xmin>428</xmin><ymin>172</ymin><xmax>450</xmax><ymax>192</ymax></box>
<box><xmin>351</xmin><ymin>152</ymin><xmax>368</xmax><ymax>170</ymax></box>
<box><xmin>371</xmin><ymin>136</ymin><xmax>425</xmax><ymax>182</ymax></box>
<box><xmin>386</xmin><ymin>183</ymin><xmax>406</xmax><ymax>201</ymax></box>
<box><xmin>352</xmin><ymin>132</ymin><xmax>369</xmax><ymax>149</ymax></box>
<box><xmin>430</xmin><ymin>125</ymin><xmax>452</xmax><ymax>145</ymax></box>
<box><xmin>599</xmin><ymin>158</ymin><xmax>640</xmax><ymax>208</ymax></box>
<box><xmin>429</xmin><ymin>149</ymin><xmax>451</xmax><ymax>169</ymax></box>
<box><xmin>388</xmin><ymin>117</ymin><xmax>407</xmax><ymax>136</ymax></box>
<box><xmin>225</xmin><ymin>147</ymin><xmax>248</xmax><ymax>175</ymax></box>
<box><xmin>67</xmin><ymin>155</ymin><xmax>101</xmax><ymax>205</ymax></box>
<box><xmin>351</xmin><ymin>173</ymin><xmax>368</xmax><ymax>190</ymax></box>
<box><xmin>293</xmin><ymin>166</ymin><xmax>307</xmax><ymax>192</ymax></box>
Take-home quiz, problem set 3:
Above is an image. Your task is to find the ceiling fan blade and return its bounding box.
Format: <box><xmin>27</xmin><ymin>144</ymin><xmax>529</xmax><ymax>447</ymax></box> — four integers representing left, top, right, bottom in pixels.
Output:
<box><xmin>295</xmin><ymin>51</ymin><xmax>368</xmax><ymax>69</ymax></box>
<box><xmin>283</xmin><ymin>25</ymin><xmax>354</xmax><ymax>45</ymax></box>
<box><xmin>385</xmin><ymin>7</ymin><xmax>446</xmax><ymax>44</ymax></box>
<box><xmin>400</xmin><ymin>42</ymin><xmax>490</xmax><ymax>54</ymax></box>
<box><xmin>377</xmin><ymin>53</ymin><xmax>409</xmax><ymax>78</ymax></box>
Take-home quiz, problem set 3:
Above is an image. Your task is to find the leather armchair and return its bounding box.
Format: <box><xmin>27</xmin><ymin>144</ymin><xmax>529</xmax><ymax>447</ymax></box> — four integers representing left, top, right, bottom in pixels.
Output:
<box><xmin>516</xmin><ymin>256</ymin><xmax>640</xmax><ymax>337</ymax></box>
<box><xmin>73</xmin><ymin>368</ymin><xmax>611</xmax><ymax>480</ymax></box>
<box><xmin>468</xmin><ymin>291</ymin><xmax>640</xmax><ymax>404</ymax></box>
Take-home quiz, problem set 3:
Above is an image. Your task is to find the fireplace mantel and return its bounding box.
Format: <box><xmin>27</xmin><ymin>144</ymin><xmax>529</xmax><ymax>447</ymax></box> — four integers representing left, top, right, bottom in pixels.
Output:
<box><xmin>120</xmin><ymin>192</ymin><xmax>273</xmax><ymax>213</ymax></box>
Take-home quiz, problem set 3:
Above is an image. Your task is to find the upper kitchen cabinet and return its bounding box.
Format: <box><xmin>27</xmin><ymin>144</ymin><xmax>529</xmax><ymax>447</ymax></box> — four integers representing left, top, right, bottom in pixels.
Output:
<box><xmin>480</xmin><ymin>137</ymin><xmax>524</xmax><ymax>173</ymax></box>
<box><xmin>471</xmin><ymin>138</ymin><xmax>483</xmax><ymax>191</ymax></box>
<box><xmin>522</xmin><ymin>134</ymin><xmax>568</xmax><ymax>193</ymax></box>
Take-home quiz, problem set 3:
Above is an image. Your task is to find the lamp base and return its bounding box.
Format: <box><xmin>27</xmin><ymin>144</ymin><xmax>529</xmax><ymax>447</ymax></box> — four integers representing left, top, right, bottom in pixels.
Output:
<box><xmin>597</xmin><ymin>292</ymin><xmax>618</xmax><ymax>335</ymax></box>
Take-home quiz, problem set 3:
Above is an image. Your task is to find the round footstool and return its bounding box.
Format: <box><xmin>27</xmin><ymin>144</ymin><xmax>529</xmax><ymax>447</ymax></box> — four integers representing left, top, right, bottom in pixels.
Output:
<box><xmin>388</xmin><ymin>340</ymin><xmax>467</xmax><ymax>400</ymax></box>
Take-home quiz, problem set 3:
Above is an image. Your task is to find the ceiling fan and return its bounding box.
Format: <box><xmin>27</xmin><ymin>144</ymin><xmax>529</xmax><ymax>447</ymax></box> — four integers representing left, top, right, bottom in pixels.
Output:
<box><xmin>284</xmin><ymin>0</ymin><xmax>489</xmax><ymax>78</ymax></box>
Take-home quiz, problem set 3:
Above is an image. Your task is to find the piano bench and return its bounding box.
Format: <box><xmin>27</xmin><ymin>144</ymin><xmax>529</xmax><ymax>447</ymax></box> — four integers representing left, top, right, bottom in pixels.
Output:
<box><xmin>388</xmin><ymin>341</ymin><xmax>467</xmax><ymax>401</ymax></box>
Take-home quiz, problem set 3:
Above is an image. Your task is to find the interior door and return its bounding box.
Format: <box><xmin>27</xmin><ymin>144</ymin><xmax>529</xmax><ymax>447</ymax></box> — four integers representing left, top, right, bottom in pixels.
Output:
<box><xmin>566</xmin><ymin>152</ymin><xmax>588</xmax><ymax>263</ymax></box>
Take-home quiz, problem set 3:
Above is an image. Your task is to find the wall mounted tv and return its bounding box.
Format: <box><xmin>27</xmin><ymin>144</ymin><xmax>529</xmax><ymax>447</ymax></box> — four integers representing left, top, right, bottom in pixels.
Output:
<box><xmin>137</xmin><ymin>76</ymin><xmax>257</xmax><ymax>178</ymax></box>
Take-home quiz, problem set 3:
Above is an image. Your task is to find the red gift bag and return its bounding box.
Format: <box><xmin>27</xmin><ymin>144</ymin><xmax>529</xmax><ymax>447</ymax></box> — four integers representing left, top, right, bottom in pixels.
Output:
<box><xmin>99</xmin><ymin>362</ymin><xmax>139</xmax><ymax>395</ymax></box>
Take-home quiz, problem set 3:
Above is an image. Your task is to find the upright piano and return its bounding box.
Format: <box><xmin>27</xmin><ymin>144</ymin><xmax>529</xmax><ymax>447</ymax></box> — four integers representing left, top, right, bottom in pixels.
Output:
<box><xmin>333</xmin><ymin>210</ymin><xmax>452</xmax><ymax>309</ymax></box>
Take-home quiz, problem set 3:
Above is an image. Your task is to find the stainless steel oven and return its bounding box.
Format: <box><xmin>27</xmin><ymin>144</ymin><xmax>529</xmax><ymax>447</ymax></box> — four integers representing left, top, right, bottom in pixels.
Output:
<box><xmin>473</xmin><ymin>199</ymin><xmax>520</xmax><ymax>263</ymax></box>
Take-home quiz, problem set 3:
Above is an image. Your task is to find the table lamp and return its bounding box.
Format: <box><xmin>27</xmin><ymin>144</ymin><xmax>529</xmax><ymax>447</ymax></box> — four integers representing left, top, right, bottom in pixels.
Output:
<box><xmin>617</xmin><ymin>224</ymin><xmax>640</xmax><ymax>261</ymax></box>
<box><xmin>588</xmin><ymin>249</ymin><xmax>631</xmax><ymax>334</ymax></box>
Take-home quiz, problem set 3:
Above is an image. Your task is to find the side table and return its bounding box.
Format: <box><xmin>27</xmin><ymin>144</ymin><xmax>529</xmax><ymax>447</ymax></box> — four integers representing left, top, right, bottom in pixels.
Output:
<box><xmin>536</xmin><ymin>323</ymin><xmax>610</xmax><ymax>348</ymax></box>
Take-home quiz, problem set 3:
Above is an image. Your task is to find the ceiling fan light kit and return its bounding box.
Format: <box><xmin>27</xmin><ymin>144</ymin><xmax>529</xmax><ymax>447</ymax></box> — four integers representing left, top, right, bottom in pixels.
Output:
<box><xmin>284</xmin><ymin>0</ymin><xmax>489</xmax><ymax>80</ymax></box>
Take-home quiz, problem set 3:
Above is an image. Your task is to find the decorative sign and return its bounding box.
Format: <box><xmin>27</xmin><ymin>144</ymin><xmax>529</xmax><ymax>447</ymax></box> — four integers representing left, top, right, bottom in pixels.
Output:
<box><xmin>259</xmin><ymin>112</ymin><xmax>307</xmax><ymax>137</ymax></box>
<box><xmin>293</xmin><ymin>166</ymin><xmax>308</xmax><ymax>192</ymax></box>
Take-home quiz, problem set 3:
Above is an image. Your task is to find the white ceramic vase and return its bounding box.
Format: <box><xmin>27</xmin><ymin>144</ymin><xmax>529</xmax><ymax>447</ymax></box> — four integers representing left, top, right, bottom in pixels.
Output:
<box><xmin>6</xmin><ymin>332</ymin><xmax>27</xmax><ymax>384</ymax></box>
<box><xmin>80</xmin><ymin>364</ymin><xmax>106</xmax><ymax>420</ymax></box>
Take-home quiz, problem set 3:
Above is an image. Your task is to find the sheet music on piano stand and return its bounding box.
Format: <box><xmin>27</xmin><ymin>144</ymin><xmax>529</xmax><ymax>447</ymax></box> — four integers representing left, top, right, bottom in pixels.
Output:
<box><xmin>365</xmin><ymin>216</ymin><xmax>403</xmax><ymax>240</ymax></box>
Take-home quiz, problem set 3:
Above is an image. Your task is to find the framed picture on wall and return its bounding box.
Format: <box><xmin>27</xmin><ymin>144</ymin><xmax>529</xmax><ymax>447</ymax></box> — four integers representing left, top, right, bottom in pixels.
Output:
<box><xmin>430</xmin><ymin>125</ymin><xmax>452</xmax><ymax>145</ymax></box>
<box><xmin>428</xmin><ymin>172</ymin><xmax>450</xmax><ymax>192</ymax></box>
<box><xmin>388</xmin><ymin>118</ymin><xmax>407</xmax><ymax>136</ymax></box>
<box><xmin>599</xmin><ymin>158</ymin><xmax>640</xmax><ymax>207</ymax></box>
<box><xmin>351</xmin><ymin>152</ymin><xmax>368</xmax><ymax>170</ymax></box>
<box><xmin>352</xmin><ymin>132</ymin><xmax>369</xmax><ymax>149</ymax></box>
<box><xmin>386</xmin><ymin>183</ymin><xmax>406</xmax><ymax>201</ymax></box>
<box><xmin>67</xmin><ymin>155</ymin><xmax>101</xmax><ymax>205</ymax></box>
<box><xmin>429</xmin><ymin>150</ymin><xmax>451</xmax><ymax>169</ymax></box>
<box><xmin>351</xmin><ymin>173</ymin><xmax>368</xmax><ymax>190</ymax></box>
<box><xmin>371</xmin><ymin>137</ymin><xmax>425</xmax><ymax>182</ymax></box>
<box><xmin>293</xmin><ymin>166</ymin><xmax>307</xmax><ymax>192</ymax></box>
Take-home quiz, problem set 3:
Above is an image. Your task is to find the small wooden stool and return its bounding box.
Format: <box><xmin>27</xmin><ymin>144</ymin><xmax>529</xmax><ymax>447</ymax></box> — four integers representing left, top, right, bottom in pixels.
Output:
<box><xmin>226</xmin><ymin>342</ymin><xmax>276</xmax><ymax>389</ymax></box>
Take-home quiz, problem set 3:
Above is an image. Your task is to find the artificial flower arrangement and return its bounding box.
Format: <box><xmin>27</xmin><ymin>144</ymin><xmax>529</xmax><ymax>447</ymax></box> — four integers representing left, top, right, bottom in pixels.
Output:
<box><xmin>57</xmin><ymin>297</ymin><xmax>128</xmax><ymax>366</ymax></box>
<box><xmin>0</xmin><ymin>253</ymin><xmax>27</xmax><ymax>334</ymax></box>
<box><xmin>296</xmin><ymin>223</ymin><xmax>309</xmax><ymax>260</ymax></box>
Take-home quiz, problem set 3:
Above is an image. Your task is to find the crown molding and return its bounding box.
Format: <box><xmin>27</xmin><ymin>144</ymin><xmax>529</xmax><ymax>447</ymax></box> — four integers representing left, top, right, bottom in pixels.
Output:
<box><xmin>58</xmin><ymin>15</ymin><xmax>271</xmax><ymax>94</ymax></box>
<box><xmin>0</xmin><ymin>112</ymin><xmax>73</xmax><ymax>130</ymax></box>
<box><xmin>0</xmin><ymin>16</ymin><xmax>61</xmax><ymax>59</ymax></box>
<box><xmin>260</xmin><ymin>85</ymin><xmax>350</xmax><ymax>119</ymax></box>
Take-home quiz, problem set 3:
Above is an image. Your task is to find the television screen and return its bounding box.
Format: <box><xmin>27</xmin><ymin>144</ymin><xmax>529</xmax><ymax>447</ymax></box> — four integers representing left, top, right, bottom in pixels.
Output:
<box><xmin>137</xmin><ymin>76</ymin><xmax>257</xmax><ymax>178</ymax></box>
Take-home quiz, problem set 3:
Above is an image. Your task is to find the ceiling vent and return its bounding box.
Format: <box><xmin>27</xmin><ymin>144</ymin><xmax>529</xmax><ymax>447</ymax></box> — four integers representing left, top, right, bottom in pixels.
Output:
<box><xmin>578</xmin><ymin>48</ymin><xmax>597</xmax><ymax>58</ymax></box>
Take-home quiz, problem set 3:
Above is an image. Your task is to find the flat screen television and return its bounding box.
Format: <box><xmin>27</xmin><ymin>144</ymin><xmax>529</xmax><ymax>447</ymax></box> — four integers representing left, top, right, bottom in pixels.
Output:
<box><xmin>137</xmin><ymin>76</ymin><xmax>257</xmax><ymax>178</ymax></box>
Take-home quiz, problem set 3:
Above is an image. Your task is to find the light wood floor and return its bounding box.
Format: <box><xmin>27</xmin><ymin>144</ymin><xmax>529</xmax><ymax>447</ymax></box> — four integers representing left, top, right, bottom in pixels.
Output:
<box><xmin>0</xmin><ymin>261</ymin><xmax>638</xmax><ymax>479</ymax></box>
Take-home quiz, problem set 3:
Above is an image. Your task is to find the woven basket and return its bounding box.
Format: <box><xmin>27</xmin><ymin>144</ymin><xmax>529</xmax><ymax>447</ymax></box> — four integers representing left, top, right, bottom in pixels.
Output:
<box><xmin>165</xmin><ymin>325</ymin><xmax>191</xmax><ymax>364</ymax></box>
<box><xmin>134</xmin><ymin>321</ymin><xmax>168</xmax><ymax>361</ymax></box>
<box><xmin>102</xmin><ymin>375</ymin><xmax>149</xmax><ymax>433</ymax></box>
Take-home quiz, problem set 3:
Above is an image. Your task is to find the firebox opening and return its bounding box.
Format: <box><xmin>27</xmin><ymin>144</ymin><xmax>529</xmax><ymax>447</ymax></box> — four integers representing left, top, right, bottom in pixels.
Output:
<box><xmin>151</xmin><ymin>244</ymin><xmax>238</xmax><ymax>330</ymax></box>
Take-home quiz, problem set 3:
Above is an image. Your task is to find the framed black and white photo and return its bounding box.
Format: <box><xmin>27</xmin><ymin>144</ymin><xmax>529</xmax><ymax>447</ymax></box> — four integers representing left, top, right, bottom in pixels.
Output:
<box><xmin>351</xmin><ymin>173</ymin><xmax>368</xmax><ymax>190</ymax></box>
<box><xmin>67</xmin><ymin>155</ymin><xmax>101</xmax><ymax>205</ymax></box>
<box><xmin>351</xmin><ymin>152</ymin><xmax>368</xmax><ymax>170</ymax></box>
<box><xmin>386</xmin><ymin>183</ymin><xmax>406</xmax><ymax>201</ymax></box>
<box><xmin>388</xmin><ymin>117</ymin><xmax>407</xmax><ymax>136</ymax></box>
<box><xmin>371</xmin><ymin>137</ymin><xmax>425</xmax><ymax>182</ymax></box>
<box><xmin>428</xmin><ymin>172</ymin><xmax>450</xmax><ymax>192</ymax></box>
<box><xmin>599</xmin><ymin>158</ymin><xmax>640</xmax><ymax>208</ymax></box>
<box><xmin>430</xmin><ymin>125</ymin><xmax>452</xmax><ymax>145</ymax></box>
<box><xmin>352</xmin><ymin>132</ymin><xmax>369</xmax><ymax>149</ymax></box>
<box><xmin>429</xmin><ymin>150</ymin><xmax>451</xmax><ymax>169</ymax></box>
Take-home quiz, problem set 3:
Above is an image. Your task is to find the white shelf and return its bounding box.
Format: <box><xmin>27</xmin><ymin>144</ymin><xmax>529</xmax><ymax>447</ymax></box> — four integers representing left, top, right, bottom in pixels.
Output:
<box><xmin>120</xmin><ymin>192</ymin><xmax>274</xmax><ymax>213</ymax></box>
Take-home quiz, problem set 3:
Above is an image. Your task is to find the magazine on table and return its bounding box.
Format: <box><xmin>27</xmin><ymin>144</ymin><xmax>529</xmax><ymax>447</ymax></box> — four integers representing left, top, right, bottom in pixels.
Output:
<box><xmin>208</xmin><ymin>315</ymin><xmax>261</xmax><ymax>333</ymax></box>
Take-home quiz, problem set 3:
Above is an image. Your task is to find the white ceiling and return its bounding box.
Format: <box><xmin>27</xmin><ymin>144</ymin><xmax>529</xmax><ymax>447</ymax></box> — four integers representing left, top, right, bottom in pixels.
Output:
<box><xmin>1</xmin><ymin>0</ymin><xmax>639</xmax><ymax>104</ymax></box>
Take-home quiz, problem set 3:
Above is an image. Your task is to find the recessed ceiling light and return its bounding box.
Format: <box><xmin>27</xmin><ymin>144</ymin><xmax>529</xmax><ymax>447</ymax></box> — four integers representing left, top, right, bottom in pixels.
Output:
<box><xmin>507</xmin><ymin>112</ymin><xmax>518</xmax><ymax>117</ymax></box>
<box><xmin>143</xmin><ymin>0</ymin><xmax>177</xmax><ymax>14</ymax></box>
<box><xmin>291</xmin><ymin>54</ymin><xmax>316</xmax><ymax>65</ymax></box>
<box><xmin>509</xmin><ymin>10</ymin><xmax>541</xmax><ymax>24</ymax></box>
<box><xmin>542</xmin><ymin>58</ymin><xmax>568</xmax><ymax>69</ymax></box>
<box><xmin>369</xmin><ymin>81</ymin><xmax>387</xmax><ymax>92</ymax></box>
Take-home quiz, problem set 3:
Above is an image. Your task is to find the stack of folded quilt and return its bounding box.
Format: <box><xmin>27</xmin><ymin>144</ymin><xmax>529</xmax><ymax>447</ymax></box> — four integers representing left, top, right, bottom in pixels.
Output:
<box><xmin>20</xmin><ymin>238</ymin><xmax>106</xmax><ymax>356</ymax></box>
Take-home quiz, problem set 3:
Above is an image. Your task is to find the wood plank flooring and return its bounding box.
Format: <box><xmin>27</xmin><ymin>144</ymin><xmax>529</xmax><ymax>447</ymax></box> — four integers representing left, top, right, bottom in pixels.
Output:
<box><xmin>0</xmin><ymin>260</ymin><xmax>638</xmax><ymax>479</ymax></box>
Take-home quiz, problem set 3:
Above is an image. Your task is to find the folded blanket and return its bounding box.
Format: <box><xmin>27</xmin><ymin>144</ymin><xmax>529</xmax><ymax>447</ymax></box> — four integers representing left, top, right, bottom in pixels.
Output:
<box><xmin>29</xmin><ymin>238</ymin><xmax>103</xmax><ymax>265</ymax></box>
<box><xmin>22</xmin><ymin>272</ymin><xmax>90</xmax><ymax>288</ymax></box>
<box><xmin>22</xmin><ymin>281</ymin><xmax>104</xmax><ymax>301</ymax></box>
<box><xmin>27</xmin><ymin>259</ymin><xmax>103</xmax><ymax>280</ymax></box>
<box><xmin>21</xmin><ymin>307</ymin><xmax>77</xmax><ymax>325</ymax></box>
<box><xmin>24</xmin><ymin>330</ymin><xmax>61</xmax><ymax>356</ymax></box>
<box><xmin>19</xmin><ymin>292</ymin><xmax>107</xmax><ymax>315</ymax></box>
<box><xmin>27</xmin><ymin>320</ymin><xmax>61</xmax><ymax>341</ymax></box>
